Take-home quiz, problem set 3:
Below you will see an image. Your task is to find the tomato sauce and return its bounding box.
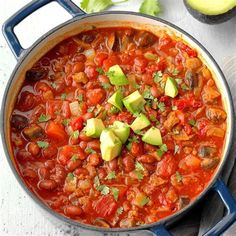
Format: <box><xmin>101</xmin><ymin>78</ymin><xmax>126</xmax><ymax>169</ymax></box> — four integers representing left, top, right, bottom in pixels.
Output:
<box><xmin>10</xmin><ymin>27</ymin><xmax>227</xmax><ymax>228</ymax></box>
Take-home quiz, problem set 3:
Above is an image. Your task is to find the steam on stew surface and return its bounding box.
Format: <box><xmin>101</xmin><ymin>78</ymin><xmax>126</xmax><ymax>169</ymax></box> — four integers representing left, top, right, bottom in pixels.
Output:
<box><xmin>10</xmin><ymin>27</ymin><xmax>227</xmax><ymax>228</ymax></box>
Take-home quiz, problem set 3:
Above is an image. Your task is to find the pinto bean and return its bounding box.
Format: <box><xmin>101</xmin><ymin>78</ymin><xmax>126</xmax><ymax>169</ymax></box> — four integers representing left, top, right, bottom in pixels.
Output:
<box><xmin>88</xmin><ymin>153</ymin><xmax>101</xmax><ymax>166</ymax></box>
<box><xmin>74</xmin><ymin>168</ymin><xmax>89</xmax><ymax>178</ymax></box>
<box><xmin>64</xmin><ymin>205</ymin><xmax>82</xmax><ymax>216</ymax></box>
<box><xmin>79</xmin><ymin>132</ymin><xmax>93</xmax><ymax>142</ymax></box>
<box><xmin>38</xmin><ymin>179</ymin><xmax>57</xmax><ymax>190</ymax></box>
<box><xmin>79</xmin><ymin>141</ymin><xmax>87</xmax><ymax>150</ymax></box>
<box><xmin>38</xmin><ymin>167</ymin><xmax>50</xmax><ymax>179</ymax></box>
<box><xmin>22</xmin><ymin>168</ymin><xmax>37</xmax><ymax>178</ymax></box>
<box><xmin>123</xmin><ymin>155</ymin><xmax>135</xmax><ymax>172</ymax></box>
<box><xmin>44</xmin><ymin>160</ymin><xmax>55</xmax><ymax>169</ymax></box>
<box><xmin>82</xmin><ymin>112</ymin><xmax>94</xmax><ymax>121</ymax></box>
<box><xmin>137</xmin><ymin>154</ymin><xmax>156</xmax><ymax>163</ymax></box>
<box><xmin>108</xmin><ymin>159</ymin><xmax>118</xmax><ymax>171</ymax></box>
<box><xmin>66</xmin><ymin>159</ymin><xmax>82</xmax><ymax>171</ymax></box>
<box><xmin>27</xmin><ymin>142</ymin><xmax>40</xmax><ymax>156</ymax></box>
<box><xmin>87</xmin><ymin>140</ymin><xmax>100</xmax><ymax>150</ymax></box>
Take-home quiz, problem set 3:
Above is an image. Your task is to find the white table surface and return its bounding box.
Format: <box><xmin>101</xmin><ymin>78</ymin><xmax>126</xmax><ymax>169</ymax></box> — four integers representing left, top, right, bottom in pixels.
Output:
<box><xmin>0</xmin><ymin>1</ymin><xmax>236</xmax><ymax>236</ymax></box>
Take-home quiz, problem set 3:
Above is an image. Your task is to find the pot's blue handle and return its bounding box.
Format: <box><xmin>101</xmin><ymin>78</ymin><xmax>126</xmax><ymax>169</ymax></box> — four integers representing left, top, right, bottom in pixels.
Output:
<box><xmin>147</xmin><ymin>179</ymin><xmax>236</xmax><ymax>236</ymax></box>
<box><xmin>203</xmin><ymin>179</ymin><xmax>236</xmax><ymax>236</ymax></box>
<box><xmin>2</xmin><ymin>0</ymin><xmax>85</xmax><ymax>59</ymax></box>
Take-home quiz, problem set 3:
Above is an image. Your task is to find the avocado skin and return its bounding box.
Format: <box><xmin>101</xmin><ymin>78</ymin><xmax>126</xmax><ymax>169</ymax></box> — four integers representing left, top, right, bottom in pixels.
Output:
<box><xmin>184</xmin><ymin>0</ymin><xmax>236</xmax><ymax>24</ymax></box>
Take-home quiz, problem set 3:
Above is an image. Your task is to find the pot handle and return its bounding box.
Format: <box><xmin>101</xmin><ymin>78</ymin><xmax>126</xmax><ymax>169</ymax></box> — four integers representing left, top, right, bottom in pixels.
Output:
<box><xmin>2</xmin><ymin>0</ymin><xmax>85</xmax><ymax>59</ymax></box>
<box><xmin>147</xmin><ymin>179</ymin><xmax>236</xmax><ymax>236</ymax></box>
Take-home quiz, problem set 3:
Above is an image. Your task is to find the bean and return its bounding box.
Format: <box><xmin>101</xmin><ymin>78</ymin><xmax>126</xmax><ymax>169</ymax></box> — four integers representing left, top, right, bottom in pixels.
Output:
<box><xmin>88</xmin><ymin>153</ymin><xmax>101</xmax><ymax>166</ymax></box>
<box><xmin>137</xmin><ymin>154</ymin><xmax>156</xmax><ymax>164</ymax></box>
<box><xmin>82</xmin><ymin>112</ymin><xmax>94</xmax><ymax>121</ymax></box>
<box><xmin>98</xmin><ymin>168</ymin><xmax>107</xmax><ymax>180</ymax></box>
<box><xmin>72</xmin><ymin>62</ymin><xmax>85</xmax><ymax>73</ymax></box>
<box><xmin>16</xmin><ymin>149</ymin><xmax>33</xmax><ymax>162</ymax></box>
<box><xmin>27</xmin><ymin>142</ymin><xmax>40</xmax><ymax>156</ymax></box>
<box><xmin>144</xmin><ymin>144</ymin><xmax>156</xmax><ymax>152</ymax></box>
<box><xmin>79</xmin><ymin>132</ymin><xmax>93</xmax><ymax>142</ymax></box>
<box><xmin>22</xmin><ymin>168</ymin><xmax>37</xmax><ymax>178</ymax></box>
<box><xmin>130</xmin><ymin>142</ymin><xmax>143</xmax><ymax>156</ymax></box>
<box><xmin>44</xmin><ymin>160</ymin><xmax>55</xmax><ymax>169</ymax></box>
<box><xmin>72</xmin><ymin>54</ymin><xmax>86</xmax><ymax>63</ymax></box>
<box><xmin>42</xmin><ymin>145</ymin><xmax>58</xmax><ymax>159</ymax></box>
<box><xmin>38</xmin><ymin>179</ymin><xmax>57</xmax><ymax>190</ymax></box>
<box><xmin>122</xmin><ymin>155</ymin><xmax>135</xmax><ymax>172</ymax></box>
<box><xmin>108</xmin><ymin>159</ymin><xmax>118</xmax><ymax>171</ymax></box>
<box><xmin>79</xmin><ymin>141</ymin><xmax>87</xmax><ymax>150</ymax></box>
<box><xmin>38</xmin><ymin>167</ymin><xmax>50</xmax><ymax>179</ymax></box>
<box><xmin>53</xmin><ymin>165</ymin><xmax>66</xmax><ymax>184</ymax></box>
<box><xmin>64</xmin><ymin>205</ymin><xmax>82</xmax><ymax>216</ymax></box>
<box><xmin>74</xmin><ymin>168</ymin><xmax>89</xmax><ymax>177</ymax></box>
<box><xmin>67</xmin><ymin>159</ymin><xmax>82</xmax><ymax>171</ymax></box>
<box><xmin>87</xmin><ymin>140</ymin><xmax>100</xmax><ymax>150</ymax></box>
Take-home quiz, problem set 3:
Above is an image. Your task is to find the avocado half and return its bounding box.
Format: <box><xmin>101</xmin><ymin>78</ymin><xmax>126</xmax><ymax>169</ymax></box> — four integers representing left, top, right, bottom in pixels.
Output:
<box><xmin>184</xmin><ymin>0</ymin><xmax>236</xmax><ymax>24</ymax></box>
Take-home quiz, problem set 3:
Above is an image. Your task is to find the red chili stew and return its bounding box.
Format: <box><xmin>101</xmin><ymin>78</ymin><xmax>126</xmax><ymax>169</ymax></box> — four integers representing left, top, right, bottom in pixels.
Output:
<box><xmin>10</xmin><ymin>27</ymin><xmax>227</xmax><ymax>228</ymax></box>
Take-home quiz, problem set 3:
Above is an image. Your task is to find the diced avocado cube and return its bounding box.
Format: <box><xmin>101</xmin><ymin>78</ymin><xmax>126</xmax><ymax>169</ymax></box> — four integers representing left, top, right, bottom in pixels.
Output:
<box><xmin>123</xmin><ymin>90</ymin><xmax>146</xmax><ymax>114</ymax></box>
<box><xmin>142</xmin><ymin>127</ymin><xmax>163</xmax><ymax>146</ymax></box>
<box><xmin>85</xmin><ymin>118</ymin><xmax>105</xmax><ymax>138</ymax></box>
<box><xmin>100</xmin><ymin>129</ymin><xmax>122</xmax><ymax>161</ymax></box>
<box><xmin>108</xmin><ymin>90</ymin><xmax>123</xmax><ymax>111</ymax></box>
<box><xmin>107</xmin><ymin>65</ymin><xmax>129</xmax><ymax>86</ymax></box>
<box><xmin>130</xmin><ymin>113</ymin><xmax>150</xmax><ymax>133</ymax></box>
<box><xmin>165</xmin><ymin>77</ymin><xmax>178</xmax><ymax>98</ymax></box>
<box><xmin>111</xmin><ymin>121</ymin><xmax>130</xmax><ymax>144</ymax></box>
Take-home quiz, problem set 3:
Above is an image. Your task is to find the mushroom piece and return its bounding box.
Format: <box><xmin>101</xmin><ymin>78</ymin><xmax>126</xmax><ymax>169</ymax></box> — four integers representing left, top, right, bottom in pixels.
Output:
<box><xmin>201</xmin><ymin>158</ymin><xmax>219</xmax><ymax>170</ymax></box>
<box><xmin>164</xmin><ymin>111</ymin><xmax>179</xmax><ymax>131</ymax></box>
<box><xmin>178</xmin><ymin>196</ymin><xmax>190</xmax><ymax>209</ymax></box>
<box><xmin>26</xmin><ymin>67</ymin><xmax>47</xmax><ymax>81</ymax></box>
<box><xmin>134</xmin><ymin>31</ymin><xmax>155</xmax><ymax>48</ymax></box>
<box><xmin>206</xmin><ymin>107</ymin><xmax>227</xmax><ymax>123</ymax></box>
<box><xmin>198</xmin><ymin>146</ymin><xmax>216</xmax><ymax>158</ymax></box>
<box><xmin>22</xmin><ymin>125</ymin><xmax>44</xmax><ymax>140</ymax></box>
<box><xmin>11</xmin><ymin>114</ymin><xmax>29</xmax><ymax>131</ymax></box>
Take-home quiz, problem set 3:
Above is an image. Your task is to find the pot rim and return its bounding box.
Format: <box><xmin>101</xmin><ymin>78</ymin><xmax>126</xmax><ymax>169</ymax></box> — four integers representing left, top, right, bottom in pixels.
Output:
<box><xmin>1</xmin><ymin>10</ymin><xmax>235</xmax><ymax>233</ymax></box>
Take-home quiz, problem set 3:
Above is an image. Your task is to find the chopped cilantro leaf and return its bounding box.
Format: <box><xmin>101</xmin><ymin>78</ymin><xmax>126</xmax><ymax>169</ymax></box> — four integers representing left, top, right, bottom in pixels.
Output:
<box><xmin>87</xmin><ymin>106</ymin><xmax>95</xmax><ymax>113</ymax></box>
<box><xmin>140</xmin><ymin>196</ymin><xmax>149</xmax><ymax>207</ymax></box>
<box><xmin>181</xmin><ymin>84</ymin><xmax>189</xmax><ymax>91</ymax></box>
<box><xmin>135</xmin><ymin>161</ymin><xmax>145</xmax><ymax>171</ymax></box>
<box><xmin>143</xmin><ymin>90</ymin><xmax>154</xmax><ymax>100</ymax></box>
<box><xmin>86</xmin><ymin>147</ymin><xmax>96</xmax><ymax>154</ymax></box>
<box><xmin>135</xmin><ymin>170</ymin><xmax>144</xmax><ymax>181</ymax></box>
<box><xmin>111</xmin><ymin>187</ymin><xmax>119</xmax><ymax>201</ymax></box>
<box><xmin>109</xmin><ymin>106</ymin><xmax>119</xmax><ymax>114</ymax></box>
<box><xmin>153</xmin><ymin>71</ymin><xmax>163</xmax><ymax>83</ymax></box>
<box><xmin>67</xmin><ymin>172</ymin><xmax>75</xmax><ymax>181</ymax></box>
<box><xmin>94</xmin><ymin>176</ymin><xmax>100</xmax><ymax>188</ymax></box>
<box><xmin>102</xmin><ymin>82</ymin><xmax>112</xmax><ymax>89</ymax></box>
<box><xmin>61</xmin><ymin>93</ymin><xmax>67</xmax><ymax>101</ymax></box>
<box><xmin>77</xmin><ymin>94</ymin><xmax>83</xmax><ymax>102</ymax></box>
<box><xmin>156</xmin><ymin>144</ymin><xmax>168</xmax><ymax>159</ymax></box>
<box><xmin>175</xmin><ymin>78</ymin><xmax>182</xmax><ymax>85</ymax></box>
<box><xmin>54</xmin><ymin>111</ymin><xmax>61</xmax><ymax>116</ymax></box>
<box><xmin>106</xmin><ymin>171</ymin><xmax>116</xmax><ymax>180</ymax></box>
<box><xmin>61</xmin><ymin>119</ymin><xmax>70</xmax><ymax>126</ymax></box>
<box><xmin>172</xmin><ymin>105</ymin><xmax>177</xmax><ymax>111</ymax></box>
<box><xmin>71</xmin><ymin>130</ymin><xmax>79</xmax><ymax>139</ymax></box>
<box><xmin>37</xmin><ymin>141</ymin><xmax>49</xmax><ymax>149</ymax></box>
<box><xmin>176</xmin><ymin>171</ymin><xmax>183</xmax><ymax>182</ymax></box>
<box><xmin>71</xmin><ymin>154</ymin><xmax>78</xmax><ymax>162</ymax></box>
<box><xmin>189</xmin><ymin>119</ymin><xmax>196</xmax><ymax>127</ymax></box>
<box><xmin>96</xmin><ymin>67</ymin><xmax>104</xmax><ymax>75</ymax></box>
<box><xmin>51</xmin><ymin>82</ymin><xmax>56</xmax><ymax>89</ymax></box>
<box><xmin>158</xmin><ymin>102</ymin><xmax>166</xmax><ymax>112</ymax></box>
<box><xmin>97</xmin><ymin>185</ymin><xmax>110</xmax><ymax>195</ymax></box>
<box><xmin>117</xmin><ymin>207</ymin><xmax>124</xmax><ymax>215</ymax></box>
<box><xmin>38</xmin><ymin>114</ymin><xmax>51</xmax><ymax>123</ymax></box>
<box><xmin>172</xmin><ymin>68</ymin><xmax>179</xmax><ymax>76</ymax></box>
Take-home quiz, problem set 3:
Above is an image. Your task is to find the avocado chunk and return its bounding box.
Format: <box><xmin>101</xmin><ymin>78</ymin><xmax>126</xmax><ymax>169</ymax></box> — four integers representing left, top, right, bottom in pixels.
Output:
<box><xmin>108</xmin><ymin>90</ymin><xmax>123</xmax><ymax>111</ymax></box>
<box><xmin>111</xmin><ymin>121</ymin><xmax>130</xmax><ymax>144</ymax></box>
<box><xmin>107</xmin><ymin>65</ymin><xmax>129</xmax><ymax>86</ymax></box>
<box><xmin>85</xmin><ymin>118</ymin><xmax>105</xmax><ymax>138</ymax></box>
<box><xmin>100</xmin><ymin>129</ymin><xmax>122</xmax><ymax>161</ymax></box>
<box><xmin>184</xmin><ymin>0</ymin><xmax>236</xmax><ymax>24</ymax></box>
<box><xmin>130</xmin><ymin>113</ymin><xmax>150</xmax><ymax>133</ymax></box>
<box><xmin>123</xmin><ymin>90</ymin><xmax>146</xmax><ymax>114</ymax></box>
<box><xmin>165</xmin><ymin>77</ymin><xmax>178</xmax><ymax>98</ymax></box>
<box><xmin>142</xmin><ymin>127</ymin><xmax>163</xmax><ymax>146</ymax></box>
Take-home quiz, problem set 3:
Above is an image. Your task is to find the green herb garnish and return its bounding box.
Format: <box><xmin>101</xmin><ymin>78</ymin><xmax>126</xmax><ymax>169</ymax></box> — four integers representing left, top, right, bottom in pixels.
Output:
<box><xmin>37</xmin><ymin>141</ymin><xmax>49</xmax><ymax>149</ymax></box>
<box><xmin>176</xmin><ymin>171</ymin><xmax>183</xmax><ymax>182</ymax></box>
<box><xmin>61</xmin><ymin>93</ymin><xmax>67</xmax><ymax>101</ymax></box>
<box><xmin>111</xmin><ymin>187</ymin><xmax>119</xmax><ymax>201</ymax></box>
<box><xmin>38</xmin><ymin>114</ymin><xmax>51</xmax><ymax>123</ymax></box>
<box><xmin>158</xmin><ymin>102</ymin><xmax>166</xmax><ymax>112</ymax></box>
<box><xmin>189</xmin><ymin>119</ymin><xmax>196</xmax><ymax>127</ymax></box>
<box><xmin>106</xmin><ymin>171</ymin><xmax>116</xmax><ymax>180</ymax></box>
<box><xmin>96</xmin><ymin>67</ymin><xmax>105</xmax><ymax>75</ymax></box>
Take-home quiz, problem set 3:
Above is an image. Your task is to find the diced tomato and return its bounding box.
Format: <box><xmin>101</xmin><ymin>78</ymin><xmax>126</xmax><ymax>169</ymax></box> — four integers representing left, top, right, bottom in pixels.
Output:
<box><xmin>176</xmin><ymin>42</ymin><xmax>197</xmax><ymax>58</ymax></box>
<box><xmin>46</xmin><ymin>100</ymin><xmax>71</xmax><ymax>118</ymax></box>
<box><xmin>34</xmin><ymin>82</ymin><xmax>51</xmax><ymax>93</ymax></box>
<box><xmin>93</xmin><ymin>195</ymin><xmax>118</xmax><ymax>218</ymax></box>
<box><xmin>158</xmin><ymin>35</ymin><xmax>173</xmax><ymax>51</ymax></box>
<box><xmin>134</xmin><ymin>56</ymin><xmax>148</xmax><ymax>73</ymax></box>
<box><xmin>86</xmin><ymin>88</ymin><xmax>105</xmax><ymax>105</ymax></box>
<box><xmin>94</xmin><ymin>52</ymin><xmax>108</xmax><ymax>66</ymax></box>
<box><xmin>103</xmin><ymin>55</ymin><xmax>120</xmax><ymax>71</ymax></box>
<box><xmin>46</xmin><ymin>121</ymin><xmax>67</xmax><ymax>142</ymax></box>
<box><xmin>70</xmin><ymin>117</ymin><xmax>84</xmax><ymax>131</ymax></box>
<box><xmin>184</xmin><ymin>124</ymin><xmax>192</xmax><ymax>135</ymax></box>
<box><xmin>159</xmin><ymin>96</ymin><xmax>171</xmax><ymax>106</ymax></box>
<box><xmin>156</xmin><ymin>154</ymin><xmax>177</xmax><ymax>177</ymax></box>
<box><xmin>84</xmin><ymin>65</ymin><xmax>99</xmax><ymax>80</ymax></box>
<box><xmin>173</xmin><ymin>99</ymin><xmax>188</xmax><ymax>110</ymax></box>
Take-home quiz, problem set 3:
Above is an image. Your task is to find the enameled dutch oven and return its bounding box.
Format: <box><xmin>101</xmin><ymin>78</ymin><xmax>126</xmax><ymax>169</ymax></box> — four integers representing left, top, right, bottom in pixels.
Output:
<box><xmin>1</xmin><ymin>0</ymin><xmax>236</xmax><ymax>235</ymax></box>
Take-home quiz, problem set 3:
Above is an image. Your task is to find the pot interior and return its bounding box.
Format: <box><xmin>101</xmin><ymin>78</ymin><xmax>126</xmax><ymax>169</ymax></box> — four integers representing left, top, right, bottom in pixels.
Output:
<box><xmin>2</xmin><ymin>12</ymin><xmax>234</xmax><ymax>231</ymax></box>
